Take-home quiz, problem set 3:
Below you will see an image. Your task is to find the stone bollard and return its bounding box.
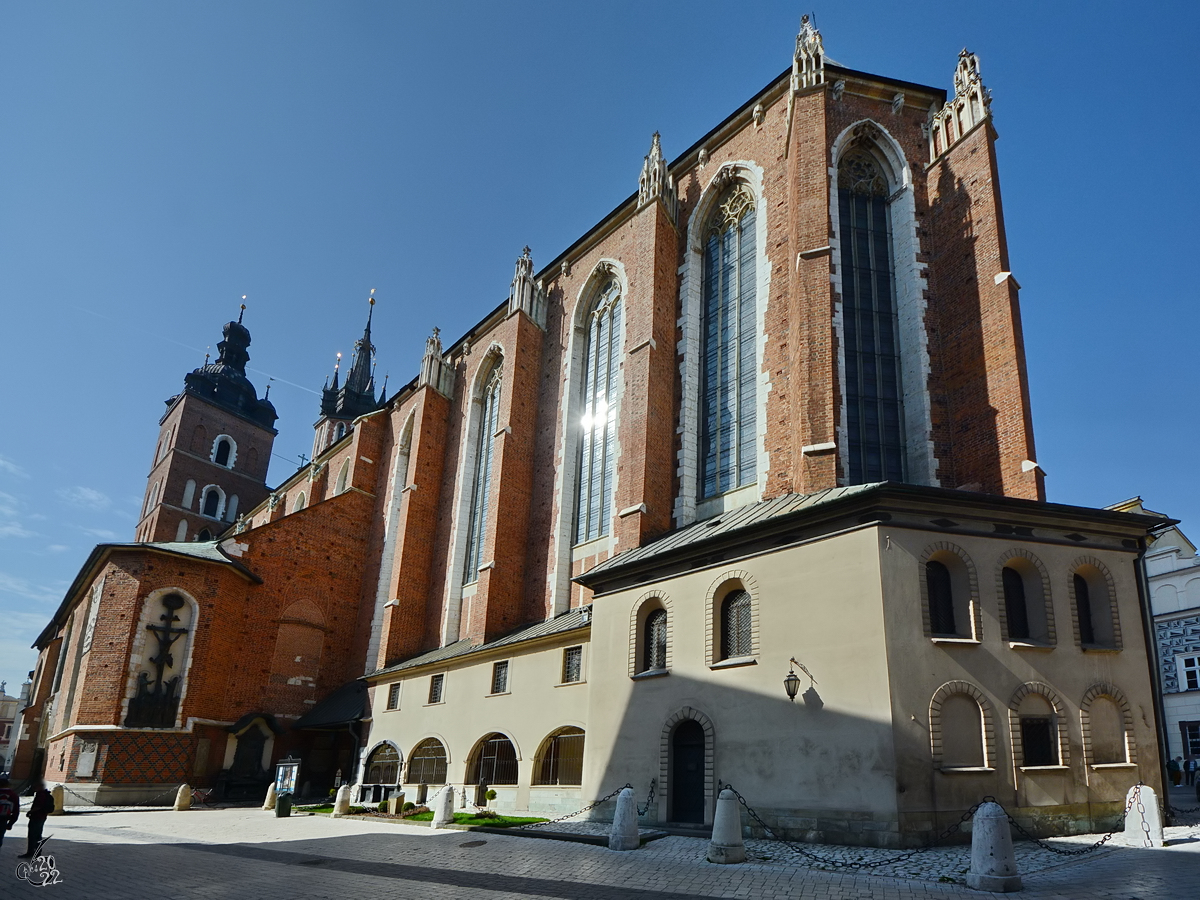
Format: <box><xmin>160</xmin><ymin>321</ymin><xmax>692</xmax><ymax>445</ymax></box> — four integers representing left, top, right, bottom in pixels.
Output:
<box><xmin>174</xmin><ymin>784</ymin><xmax>192</xmax><ymax>811</ymax></box>
<box><xmin>1123</xmin><ymin>784</ymin><xmax>1164</xmax><ymax>848</ymax></box>
<box><xmin>707</xmin><ymin>789</ymin><xmax>746</xmax><ymax>864</ymax></box>
<box><xmin>262</xmin><ymin>783</ymin><xmax>277</xmax><ymax>811</ymax></box>
<box><xmin>431</xmin><ymin>786</ymin><xmax>455</xmax><ymax>828</ymax></box>
<box><xmin>608</xmin><ymin>787</ymin><xmax>640</xmax><ymax>851</ymax></box>
<box><xmin>49</xmin><ymin>785</ymin><xmax>65</xmax><ymax>815</ymax></box>
<box><xmin>965</xmin><ymin>801</ymin><xmax>1022</xmax><ymax>893</ymax></box>
<box><xmin>331</xmin><ymin>784</ymin><xmax>352</xmax><ymax>818</ymax></box>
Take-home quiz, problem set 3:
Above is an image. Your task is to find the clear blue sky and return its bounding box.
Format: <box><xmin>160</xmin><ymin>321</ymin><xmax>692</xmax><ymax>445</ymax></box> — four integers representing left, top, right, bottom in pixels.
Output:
<box><xmin>2</xmin><ymin>1</ymin><xmax>1197</xmax><ymax>697</ymax></box>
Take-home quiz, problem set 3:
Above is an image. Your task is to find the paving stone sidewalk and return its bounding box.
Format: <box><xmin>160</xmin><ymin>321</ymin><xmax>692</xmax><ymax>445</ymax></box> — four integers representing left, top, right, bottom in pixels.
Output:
<box><xmin>2</xmin><ymin>806</ymin><xmax>1198</xmax><ymax>899</ymax></box>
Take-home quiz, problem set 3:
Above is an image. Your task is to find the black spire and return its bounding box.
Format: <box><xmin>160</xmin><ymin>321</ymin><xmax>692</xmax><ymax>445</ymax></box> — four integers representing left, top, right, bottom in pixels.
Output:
<box><xmin>175</xmin><ymin>307</ymin><xmax>277</xmax><ymax>430</ymax></box>
<box><xmin>319</xmin><ymin>295</ymin><xmax>384</xmax><ymax>422</ymax></box>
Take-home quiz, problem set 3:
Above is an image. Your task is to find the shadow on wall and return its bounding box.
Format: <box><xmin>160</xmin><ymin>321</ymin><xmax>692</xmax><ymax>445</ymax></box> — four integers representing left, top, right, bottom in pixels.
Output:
<box><xmin>586</xmin><ymin>671</ymin><xmax>908</xmax><ymax>846</ymax></box>
<box><xmin>928</xmin><ymin>161</ymin><xmax>1001</xmax><ymax>494</ymax></box>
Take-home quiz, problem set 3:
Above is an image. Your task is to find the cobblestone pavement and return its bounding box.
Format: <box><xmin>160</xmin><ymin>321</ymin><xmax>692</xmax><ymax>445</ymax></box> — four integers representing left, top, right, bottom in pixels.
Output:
<box><xmin>2</xmin><ymin>805</ymin><xmax>1199</xmax><ymax>899</ymax></box>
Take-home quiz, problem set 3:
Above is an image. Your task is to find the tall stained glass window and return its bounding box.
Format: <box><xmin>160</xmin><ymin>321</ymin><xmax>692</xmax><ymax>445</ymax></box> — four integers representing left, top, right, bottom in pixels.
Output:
<box><xmin>838</xmin><ymin>149</ymin><xmax>905</xmax><ymax>484</ymax></box>
<box><xmin>576</xmin><ymin>281</ymin><xmax>622</xmax><ymax>543</ymax></box>
<box><xmin>463</xmin><ymin>363</ymin><xmax>502</xmax><ymax>583</ymax></box>
<box><xmin>700</xmin><ymin>183</ymin><xmax>758</xmax><ymax>499</ymax></box>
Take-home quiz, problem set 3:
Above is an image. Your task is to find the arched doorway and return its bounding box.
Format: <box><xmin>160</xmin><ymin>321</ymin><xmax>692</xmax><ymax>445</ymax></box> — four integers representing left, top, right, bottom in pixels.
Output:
<box><xmin>670</xmin><ymin>719</ymin><xmax>705</xmax><ymax>823</ymax></box>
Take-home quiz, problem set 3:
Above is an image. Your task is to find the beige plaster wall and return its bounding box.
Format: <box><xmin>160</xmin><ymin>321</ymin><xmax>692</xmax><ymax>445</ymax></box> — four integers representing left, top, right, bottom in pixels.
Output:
<box><xmin>366</xmin><ymin>630</ymin><xmax>590</xmax><ymax>814</ymax></box>
<box><xmin>880</xmin><ymin>526</ymin><xmax>1163</xmax><ymax>833</ymax></box>
<box><xmin>584</xmin><ymin>527</ymin><xmax>900</xmax><ymax>831</ymax></box>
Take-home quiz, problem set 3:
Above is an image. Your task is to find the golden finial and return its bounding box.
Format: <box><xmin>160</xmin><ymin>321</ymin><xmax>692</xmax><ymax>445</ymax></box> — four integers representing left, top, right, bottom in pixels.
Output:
<box><xmin>369</xmin><ymin>287</ymin><xmax>376</xmax><ymax>307</ymax></box>
<box><xmin>238</xmin><ymin>296</ymin><xmax>247</xmax><ymax>324</ymax></box>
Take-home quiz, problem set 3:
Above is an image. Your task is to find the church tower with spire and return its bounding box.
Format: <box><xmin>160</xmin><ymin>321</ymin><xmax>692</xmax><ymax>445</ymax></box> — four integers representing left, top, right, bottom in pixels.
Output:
<box><xmin>313</xmin><ymin>296</ymin><xmax>385</xmax><ymax>457</ymax></box>
<box><xmin>135</xmin><ymin>307</ymin><xmax>278</xmax><ymax>543</ymax></box>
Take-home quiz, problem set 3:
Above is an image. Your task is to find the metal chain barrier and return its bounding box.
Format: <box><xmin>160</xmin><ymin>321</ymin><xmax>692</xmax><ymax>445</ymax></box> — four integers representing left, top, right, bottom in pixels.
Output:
<box><xmin>719</xmin><ymin>782</ymin><xmax>984</xmax><ymax>870</ymax></box>
<box><xmin>1002</xmin><ymin>783</ymin><xmax>1141</xmax><ymax>855</ymax></box>
<box><xmin>509</xmin><ymin>783</ymin><xmax>634</xmax><ymax>831</ymax></box>
<box><xmin>637</xmin><ymin>779</ymin><xmax>656</xmax><ymax>817</ymax></box>
<box><xmin>60</xmin><ymin>783</ymin><xmax>182</xmax><ymax>812</ymax></box>
<box><xmin>721</xmin><ymin>780</ymin><xmax>1142</xmax><ymax>870</ymax></box>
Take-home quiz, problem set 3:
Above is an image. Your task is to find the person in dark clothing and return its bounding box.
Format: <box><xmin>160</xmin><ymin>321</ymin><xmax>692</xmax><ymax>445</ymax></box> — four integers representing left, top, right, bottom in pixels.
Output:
<box><xmin>0</xmin><ymin>777</ymin><xmax>19</xmax><ymax>849</ymax></box>
<box><xmin>16</xmin><ymin>779</ymin><xmax>53</xmax><ymax>859</ymax></box>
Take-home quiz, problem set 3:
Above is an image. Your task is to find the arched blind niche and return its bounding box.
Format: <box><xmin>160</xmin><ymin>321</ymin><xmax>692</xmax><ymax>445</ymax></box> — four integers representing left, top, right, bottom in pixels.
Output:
<box><xmin>837</xmin><ymin>149</ymin><xmax>905</xmax><ymax>484</ymax></box>
<box><xmin>699</xmin><ymin>182</ymin><xmax>758</xmax><ymax>499</ymax></box>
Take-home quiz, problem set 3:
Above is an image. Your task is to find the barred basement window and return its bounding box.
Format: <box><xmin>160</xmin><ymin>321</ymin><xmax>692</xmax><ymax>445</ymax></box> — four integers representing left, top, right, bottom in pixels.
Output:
<box><xmin>643</xmin><ymin>609</ymin><xmax>668</xmax><ymax>672</ymax></box>
<box><xmin>562</xmin><ymin>646</ymin><xmax>583</xmax><ymax>683</ymax></box>
<box><xmin>575</xmin><ymin>280</ymin><xmax>622</xmax><ymax>543</ymax></box>
<box><xmin>720</xmin><ymin>589</ymin><xmax>752</xmax><ymax>659</ymax></box>
<box><xmin>699</xmin><ymin>183</ymin><xmax>758</xmax><ymax>499</ymax></box>
<box><xmin>406</xmin><ymin>738</ymin><xmax>448</xmax><ymax>785</ymax></box>
<box><xmin>838</xmin><ymin>149</ymin><xmax>905</xmax><ymax>483</ymax></box>
<box><xmin>428</xmin><ymin>673</ymin><xmax>445</xmax><ymax>704</ymax></box>
<box><xmin>491</xmin><ymin>660</ymin><xmax>509</xmax><ymax>694</ymax></box>
<box><xmin>386</xmin><ymin>683</ymin><xmax>401</xmax><ymax>710</ymax></box>
<box><xmin>463</xmin><ymin>363</ymin><xmax>502</xmax><ymax>584</ymax></box>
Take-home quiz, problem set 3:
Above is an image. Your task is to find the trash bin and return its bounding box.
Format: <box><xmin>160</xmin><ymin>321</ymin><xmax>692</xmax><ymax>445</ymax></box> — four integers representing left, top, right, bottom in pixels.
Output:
<box><xmin>275</xmin><ymin>791</ymin><xmax>293</xmax><ymax>817</ymax></box>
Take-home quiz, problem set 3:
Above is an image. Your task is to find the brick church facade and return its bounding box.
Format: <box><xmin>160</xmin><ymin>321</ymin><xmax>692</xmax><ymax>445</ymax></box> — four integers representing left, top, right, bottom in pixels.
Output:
<box><xmin>12</xmin><ymin>20</ymin><xmax>1167</xmax><ymax>843</ymax></box>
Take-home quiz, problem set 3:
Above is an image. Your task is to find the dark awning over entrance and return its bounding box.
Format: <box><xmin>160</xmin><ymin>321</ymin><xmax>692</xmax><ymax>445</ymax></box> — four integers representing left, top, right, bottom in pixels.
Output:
<box><xmin>293</xmin><ymin>680</ymin><xmax>369</xmax><ymax>729</ymax></box>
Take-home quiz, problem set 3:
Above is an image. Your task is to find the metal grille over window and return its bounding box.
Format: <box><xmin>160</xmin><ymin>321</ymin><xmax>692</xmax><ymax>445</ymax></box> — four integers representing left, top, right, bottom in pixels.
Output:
<box><xmin>562</xmin><ymin>645</ymin><xmax>583</xmax><ymax>683</ymax></box>
<box><xmin>576</xmin><ymin>281</ymin><xmax>622</xmax><ymax>543</ymax></box>
<box><xmin>721</xmin><ymin>589</ymin><xmax>753</xmax><ymax>659</ymax></box>
<box><xmin>1020</xmin><ymin>717</ymin><xmax>1056</xmax><ymax>766</ymax></box>
<box><xmin>926</xmin><ymin>560</ymin><xmax>956</xmax><ymax>636</ymax></box>
<box><xmin>467</xmin><ymin>733</ymin><xmax>519</xmax><ymax>785</ymax></box>
<box><xmin>838</xmin><ymin>149</ymin><xmax>905</xmax><ymax>484</ymax></box>
<box><xmin>700</xmin><ymin>183</ymin><xmax>757</xmax><ymax>499</ymax></box>
<box><xmin>428</xmin><ymin>673</ymin><xmax>444</xmax><ymax>704</ymax></box>
<box><xmin>365</xmin><ymin>744</ymin><xmax>399</xmax><ymax>784</ymax></box>
<box><xmin>644</xmin><ymin>608</ymin><xmax>667</xmax><ymax>671</ymax></box>
<box><xmin>534</xmin><ymin>727</ymin><xmax>585</xmax><ymax>786</ymax></box>
<box><xmin>491</xmin><ymin>660</ymin><xmax>509</xmax><ymax>694</ymax></box>
<box><xmin>386</xmin><ymin>683</ymin><xmax>401</xmax><ymax>710</ymax></box>
<box><xmin>406</xmin><ymin>738</ymin><xmax>448</xmax><ymax>785</ymax></box>
<box><xmin>464</xmin><ymin>364</ymin><xmax>502</xmax><ymax>584</ymax></box>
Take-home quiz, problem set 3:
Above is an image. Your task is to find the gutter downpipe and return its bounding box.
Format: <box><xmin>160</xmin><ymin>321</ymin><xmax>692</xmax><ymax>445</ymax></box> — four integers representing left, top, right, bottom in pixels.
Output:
<box><xmin>1134</xmin><ymin>531</ymin><xmax>1174</xmax><ymax>823</ymax></box>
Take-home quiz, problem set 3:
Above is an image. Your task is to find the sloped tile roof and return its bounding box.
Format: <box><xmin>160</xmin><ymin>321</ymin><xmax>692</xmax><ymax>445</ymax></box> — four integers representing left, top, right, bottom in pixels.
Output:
<box><xmin>370</xmin><ymin>606</ymin><xmax>591</xmax><ymax>679</ymax></box>
<box><xmin>580</xmin><ymin>483</ymin><xmax>883</xmax><ymax>580</ymax></box>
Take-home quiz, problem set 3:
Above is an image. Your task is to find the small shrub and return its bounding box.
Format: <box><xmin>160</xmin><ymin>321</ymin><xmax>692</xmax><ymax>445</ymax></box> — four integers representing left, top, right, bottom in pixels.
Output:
<box><xmin>328</xmin><ymin>788</ymin><xmax>337</xmax><ymax>799</ymax></box>
<box><xmin>402</xmin><ymin>801</ymin><xmax>415</xmax><ymax>812</ymax></box>
<box><xmin>485</xmin><ymin>789</ymin><xmax>497</xmax><ymax>801</ymax></box>
<box><xmin>378</xmin><ymin>801</ymin><xmax>389</xmax><ymax>813</ymax></box>
<box><xmin>473</xmin><ymin>809</ymin><xmax>499</xmax><ymax>819</ymax></box>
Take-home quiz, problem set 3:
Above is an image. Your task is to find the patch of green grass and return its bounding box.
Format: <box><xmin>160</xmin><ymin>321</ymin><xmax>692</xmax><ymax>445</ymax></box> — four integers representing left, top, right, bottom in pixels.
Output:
<box><xmin>406</xmin><ymin>811</ymin><xmax>548</xmax><ymax>828</ymax></box>
<box><xmin>295</xmin><ymin>804</ymin><xmax>334</xmax><ymax>814</ymax></box>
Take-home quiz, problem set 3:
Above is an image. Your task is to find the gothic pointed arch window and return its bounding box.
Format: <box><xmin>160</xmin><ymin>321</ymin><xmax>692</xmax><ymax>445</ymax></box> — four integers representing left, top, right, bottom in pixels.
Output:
<box><xmin>463</xmin><ymin>361</ymin><xmax>502</xmax><ymax>584</ymax></box>
<box><xmin>700</xmin><ymin>181</ymin><xmax>758</xmax><ymax>499</ymax></box>
<box><xmin>838</xmin><ymin>148</ymin><xmax>905</xmax><ymax>483</ymax></box>
<box><xmin>576</xmin><ymin>279</ymin><xmax>622</xmax><ymax>543</ymax></box>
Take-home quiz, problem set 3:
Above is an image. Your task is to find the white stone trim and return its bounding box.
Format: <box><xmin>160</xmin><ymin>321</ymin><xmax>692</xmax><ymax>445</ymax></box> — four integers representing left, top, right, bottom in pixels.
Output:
<box><xmin>367</xmin><ymin>410</ymin><xmax>415</xmax><ymax>673</ymax></box>
<box><xmin>199</xmin><ymin>484</ymin><xmax>226</xmax><ymax>521</ymax></box>
<box><xmin>210</xmin><ymin>434</ymin><xmax>238</xmax><ymax>469</ymax></box>
<box><xmin>829</xmin><ymin>120</ymin><xmax>936</xmax><ymax>487</ymax></box>
<box><xmin>675</xmin><ymin>161</ymin><xmax>770</xmax><ymax>527</ymax></box>
<box><xmin>443</xmin><ymin>344</ymin><xmax>504</xmax><ymax>644</ymax></box>
<box><xmin>549</xmin><ymin>261</ymin><xmax>627</xmax><ymax>616</ymax></box>
<box><xmin>119</xmin><ymin>587</ymin><xmax>200</xmax><ymax>730</ymax></box>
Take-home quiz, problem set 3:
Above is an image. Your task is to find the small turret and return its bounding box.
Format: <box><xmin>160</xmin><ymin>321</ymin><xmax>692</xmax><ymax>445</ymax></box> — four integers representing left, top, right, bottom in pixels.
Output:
<box><xmin>313</xmin><ymin>294</ymin><xmax>386</xmax><ymax>456</ymax></box>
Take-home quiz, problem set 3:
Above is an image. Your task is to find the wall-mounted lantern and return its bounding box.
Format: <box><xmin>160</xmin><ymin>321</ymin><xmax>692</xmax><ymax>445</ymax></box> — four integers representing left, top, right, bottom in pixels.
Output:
<box><xmin>784</xmin><ymin>657</ymin><xmax>817</xmax><ymax>702</ymax></box>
